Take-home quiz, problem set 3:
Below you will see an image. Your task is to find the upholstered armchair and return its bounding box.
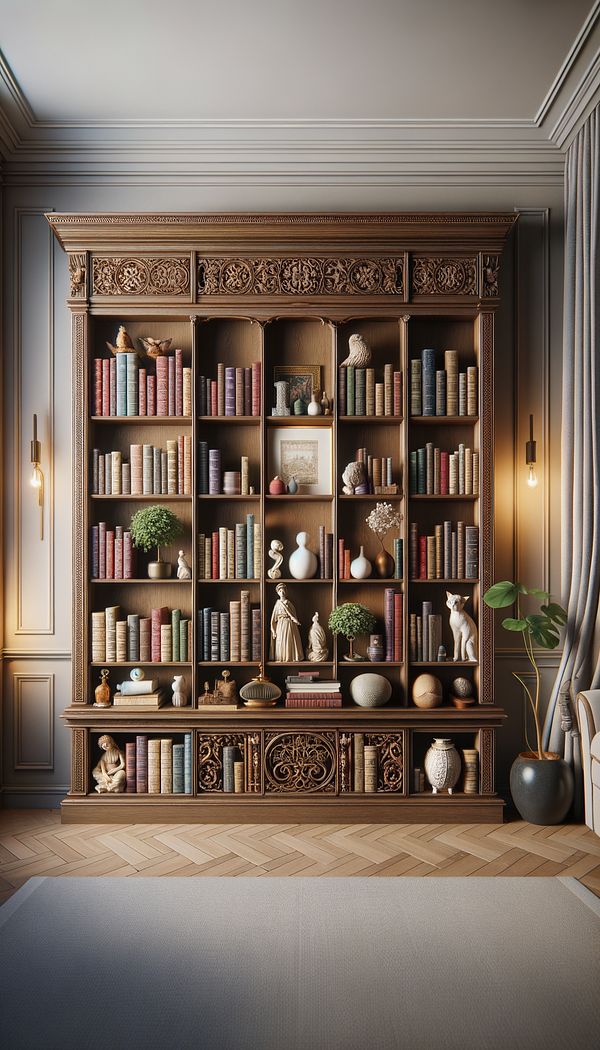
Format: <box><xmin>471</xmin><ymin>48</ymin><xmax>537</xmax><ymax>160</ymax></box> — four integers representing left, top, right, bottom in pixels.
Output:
<box><xmin>576</xmin><ymin>691</ymin><xmax>600</xmax><ymax>835</ymax></box>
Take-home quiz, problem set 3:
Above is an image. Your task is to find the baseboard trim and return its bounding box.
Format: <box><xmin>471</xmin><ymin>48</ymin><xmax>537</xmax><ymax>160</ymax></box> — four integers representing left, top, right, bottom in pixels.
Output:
<box><xmin>2</xmin><ymin>789</ymin><xmax>65</xmax><ymax>809</ymax></box>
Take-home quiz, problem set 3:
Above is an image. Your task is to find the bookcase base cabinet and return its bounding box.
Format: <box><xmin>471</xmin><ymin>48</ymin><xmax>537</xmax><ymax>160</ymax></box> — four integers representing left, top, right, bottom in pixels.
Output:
<box><xmin>61</xmin><ymin>709</ymin><xmax>505</xmax><ymax>823</ymax></box>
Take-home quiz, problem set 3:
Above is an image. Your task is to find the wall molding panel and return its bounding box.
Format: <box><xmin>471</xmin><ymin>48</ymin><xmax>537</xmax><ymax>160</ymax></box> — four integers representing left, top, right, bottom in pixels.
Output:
<box><xmin>13</xmin><ymin>207</ymin><xmax>55</xmax><ymax>636</ymax></box>
<box><xmin>12</xmin><ymin>672</ymin><xmax>54</xmax><ymax>771</ymax></box>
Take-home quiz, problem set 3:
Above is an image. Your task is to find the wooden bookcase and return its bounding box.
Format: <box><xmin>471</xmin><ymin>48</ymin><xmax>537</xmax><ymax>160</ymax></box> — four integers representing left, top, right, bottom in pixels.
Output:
<box><xmin>48</xmin><ymin>213</ymin><xmax>515</xmax><ymax>823</ymax></box>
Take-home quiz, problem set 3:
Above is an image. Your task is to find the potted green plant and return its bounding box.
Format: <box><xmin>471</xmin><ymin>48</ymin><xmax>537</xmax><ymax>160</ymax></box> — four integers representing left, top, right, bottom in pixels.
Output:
<box><xmin>328</xmin><ymin>603</ymin><xmax>376</xmax><ymax>661</ymax></box>
<box><xmin>483</xmin><ymin>580</ymin><xmax>573</xmax><ymax>824</ymax></box>
<box><xmin>129</xmin><ymin>505</ymin><xmax>184</xmax><ymax>579</ymax></box>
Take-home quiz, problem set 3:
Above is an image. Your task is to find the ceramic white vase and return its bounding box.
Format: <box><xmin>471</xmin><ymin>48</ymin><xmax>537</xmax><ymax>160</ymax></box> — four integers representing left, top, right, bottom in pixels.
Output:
<box><xmin>273</xmin><ymin>380</ymin><xmax>290</xmax><ymax>416</ymax></box>
<box><xmin>307</xmin><ymin>394</ymin><xmax>322</xmax><ymax>416</ymax></box>
<box><xmin>288</xmin><ymin>532</ymin><xmax>318</xmax><ymax>579</ymax></box>
<box><xmin>424</xmin><ymin>738</ymin><xmax>461</xmax><ymax>794</ymax></box>
<box><xmin>350</xmin><ymin>545</ymin><xmax>372</xmax><ymax>579</ymax></box>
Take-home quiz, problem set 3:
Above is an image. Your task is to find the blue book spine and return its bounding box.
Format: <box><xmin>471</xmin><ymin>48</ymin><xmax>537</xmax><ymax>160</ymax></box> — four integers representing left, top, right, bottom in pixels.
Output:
<box><xmin>198</xmin><ymin>441</ymin><xmax>208</xmax><ymax>494</ymax></box>
<box><xmin>172</xmin><ymin>744</ymin><xmax>184</xmax><ymax>794</ymax></box>
<box><xmin>422</xmin><ymin>348</ymin><xmax>436</xmax><ymax>416</ymax></box>
<box><xmin>116</xmin><ymin>353</ymin><xmax>127</xmax><ymax>416</ymax></box>
<box><xmin>210</xmin><ymin>611</ymin><xmax>220</xmax><ymax>661</ymax></box>
<box><xmin>394</xmin><ymin>538</ymin><xmax>403</xmax><ymax>579</ymax></box>
<box><xmin>235</xmin><ymin>523</ymin><xmax>247</xmax><ymax>579</ymax></box>
<box><xmin>184</xmin><ymin>733</ymin><xmax>192</xmax><ymax>794</ymax></box>
<box><xmin>246</xmin><ymin>513</ymin><xmax>254</xmax><ymax>579</ymax></box>
<box><xmin>416</xmin><ymin>448</ymin><xmax>426</xmax><ymax>494</ymax></box>
<box><xmin>126</xmin><ymin>353</ymin><xmax>139</xmax><ymax>416</ymax></box>
<box><xmin>409</xmin><ymin>451</ymin><xmax>418</xmax><ymax>494</ymax></box>
<box><xmin>198</xmin><ymin>376</ymin><xmax>206</xmax><ymax>417</ymax></box>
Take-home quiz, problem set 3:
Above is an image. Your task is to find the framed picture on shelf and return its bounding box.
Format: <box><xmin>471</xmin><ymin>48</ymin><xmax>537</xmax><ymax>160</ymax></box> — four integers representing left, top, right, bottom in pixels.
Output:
<box><xmin>273</xmin><ymin>364</ymin><xmax>321</xmax><ymax>406</ymax></box>
<box><xmin>269</xmin><ymin>426</ymin><xmax>332</xmax><ymax>495</ymax></box>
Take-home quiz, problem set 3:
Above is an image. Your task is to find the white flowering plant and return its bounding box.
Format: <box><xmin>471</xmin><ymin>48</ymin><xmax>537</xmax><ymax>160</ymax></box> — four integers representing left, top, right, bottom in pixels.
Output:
<box><xmin>365</xmin><ymin>502</ymin><xmax>402</xmax><ymax>546</ymax></box>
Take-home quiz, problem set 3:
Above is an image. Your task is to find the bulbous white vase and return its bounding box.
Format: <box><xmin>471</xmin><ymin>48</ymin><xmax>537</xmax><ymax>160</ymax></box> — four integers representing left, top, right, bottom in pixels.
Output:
<box><xmin>288</xmin><ymin>532</ymin><xmax>318</xmax><ymax>579</ymax></box>
<box><xmin>350</xmin><ymin>545</ymin><xmax>372</xmax><ymax>579</ymax></box>
<box><xmin>424</xmin><ymin>738</ymin><xmax>461</xmax><ymax>794</ymax></box>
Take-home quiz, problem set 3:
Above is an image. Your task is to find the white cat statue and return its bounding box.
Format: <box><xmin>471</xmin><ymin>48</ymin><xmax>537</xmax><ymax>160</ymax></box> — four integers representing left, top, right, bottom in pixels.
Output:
<box><xmin>446</xmin><ymin>592</ymin><xmax>478</xmax><ymax>662</ymax></box>
<box><xmin>172</xmin><ymin>675</ymin><xmax>189</xmax><ymax>707</ymax></box>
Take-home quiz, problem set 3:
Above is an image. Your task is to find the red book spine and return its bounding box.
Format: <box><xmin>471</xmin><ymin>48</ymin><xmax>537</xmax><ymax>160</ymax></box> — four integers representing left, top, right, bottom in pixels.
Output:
<box><xmin>114</xmin><ymin>525</ymin><xmax>123</xmax><ymax>579</ymax></box>
<box><xmin>210</xmin><ymin>380</ymin><xmax>218</xmax><ymax>416</ymax></box>
<box><xmin>151</xmin><ymin>606</ymin><xmax>169</xmax><ymax>662</ymax></box>
<box><xmin>285</xmin><ymin>697</ymin><xmax>343</xmax><ymax>708</ymax></box>
<box><xmin>175</xmin><ymin>348</ymin><xmax>183</xmax><ymax>416</ymax></box>
<box><xmin>211</xmin><ymin>531</ymin><xmax>219</xmax><ymax>580</ymax></box>
<box><xmin>393</xmin><ymin>592</ymin><xmax>403</xmax><ymax>662</ymax></box>
<box><xmin>440</xmin><ymin>452</ymin><xmax>449</xmax><ymax>495</ymax></box>
<box><xmin>177</xmin><ymin>435</ymin><xmax>184</xmax><ymax>495</ymax></box>
<box><xmin>102</xmin><ymin>359</ymin><xmax>110</xmax><ymax>416</ymax></box>
<box><xmin>167</xmin><ymin>355</ymin><xmax>175</xmax><ymax>416</ymax></box>
<box><xmin>94</xmin><ymin>359</ymin><xmax>103</xmax><ymax>415</ymax></box>
<box><xmin>156</xmin><ymin>357</ymin><xmax>168</xmax><ymax>416</ymax></box>
<box><xmin>285</xmin><ymin>692</ymin><xmax>342</xmax><ymax>699</ymax></box>
<box><xmin>109</xmin><ymin>358</ymin><xmax>116</xmax><ymax>416</ymax></box>
<box><xmin>123</xmin><ymin>530</ymin><xmax>133</xmax><ymax>578</ymax></box>
<box><xmin>125</xmin><ymin>742</ymin><xmax>136</xmax><ymax>793</ymax></box>
<box><xmin>98</xmin><ymin>521</ymin><xmax>106</xmax><ymax>578</ymax></box>
<box><xmin>338</xmin><ymin>539</ymin><xmax>345</xmax><ymax>579</ymax></box>
<box><xmin>106</xmin><ymin>530</ymin><xmax>115</xmax><ymax>579</ymax></box>
<box><xmin>147</xmin><ymin>374</ymin><xmax>156</xmax><ymax>416</ymax></box>
<box><xmin>244</xmin><ymin>367</ymin><xmax>252</xmax><ymax>416</ymax></box>
<box><xmin>251</xmin><ymin>362</ymin><xmax>261</xmax><ymax>416</ymax></box>
<box><xmin>419</xmin><ymin>536</ymin><xmax>427</xmax><ymax>579</ymax></box>
<box><xmin>384</xmin><ymin>587</ymin><xmax>394</xmax><ymax>662</ymax></box>
<box><xmin>138</xmin><ymin>368</ymin><xmax>147</xmax><ymax>416</ymax></box>
<box><xmin>393</xmin><ymin>371</ymin><xmax>402</xmax><ymax>416</ymax></box>
<box><xmin>136</xmin><ymin>735</ymin><xmax>148</xmax><ymax>794</ymax></box>
<box><xmin>344</xmin><ymin>550</ymin><xmax>351</xmax><ymax>580</ymax></box>
<box><xmin>139</xmin><ymin>618</ymin><xmax>151</xmax><ymax>661</ymax></box>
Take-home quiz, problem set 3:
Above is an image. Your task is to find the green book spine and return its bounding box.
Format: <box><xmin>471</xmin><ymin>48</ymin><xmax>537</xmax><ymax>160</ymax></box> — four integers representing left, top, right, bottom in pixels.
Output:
<box><xmin>184</xmin><ymin>733</ymin><xmax>192</xmax><ymax>794</ymax></box>
<box><xmin>179</xmin><ymin>618</ymin><xmax>188</xmax><ymax>662</ymax></box>
<box><xmin>346</xmin><ymin>366</ymin><xmax>355</xmax><ymax>416</ymax></box>
<box><xmin>172</xmin><ymin>743</ymin><xmax>185</xmax><ymax>794</ymax></box>
<box><xmin>409</xmin><ymin>451</ymin><xmax>418</xmax><ymax>494</ymax></box>
<box><xmin>394</xmin><ymin>538</ymin><xmax>403</xmax><ymax>579</ymax></box>
<box><xmin>171</xmin><ymin>608</ymin><xmax>181</xmax><ymax>661</ymax></box>
<box><xmin>417</xmin><ymin>448</ymin><xmax>426</xmax><ymax>494</ymax></box>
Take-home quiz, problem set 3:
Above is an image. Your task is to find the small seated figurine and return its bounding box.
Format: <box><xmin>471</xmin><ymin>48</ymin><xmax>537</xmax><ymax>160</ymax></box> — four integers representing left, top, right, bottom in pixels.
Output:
<box><xmin>306</xmin><ymin>612</ymin><xmax>328</xmax><ymax>662</ymax></box>
<box><xmin>92</xmin><ymin>735</ymin><xmax>126</xmax><ymax>793</ymax></box>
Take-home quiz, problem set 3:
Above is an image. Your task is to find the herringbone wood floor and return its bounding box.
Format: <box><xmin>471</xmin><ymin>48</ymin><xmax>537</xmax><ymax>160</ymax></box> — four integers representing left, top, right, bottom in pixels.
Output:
<box><xmin>1</xmin><ymin>810</ymin><xmax>599</xmax><ymax>903</ymax></box>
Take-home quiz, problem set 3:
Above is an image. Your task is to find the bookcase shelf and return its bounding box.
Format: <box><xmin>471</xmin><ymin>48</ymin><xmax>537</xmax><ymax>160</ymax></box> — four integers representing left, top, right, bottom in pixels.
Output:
<box><xmin>51</xmin><ymin>210</ymin><xmax>514</xmax><ymax>824</ymax></box>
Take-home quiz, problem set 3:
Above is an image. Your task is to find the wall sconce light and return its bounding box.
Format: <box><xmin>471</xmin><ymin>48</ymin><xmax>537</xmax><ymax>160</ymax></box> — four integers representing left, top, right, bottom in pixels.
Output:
<box><xmin>525</xmin><ymin>413</ymin><xmax>538</xmax><ymax>488</ymax></box>
<box><xmin>30</xmin><ymin>413</ymin><xmax>44</xmax><ymax>539</ymax></box>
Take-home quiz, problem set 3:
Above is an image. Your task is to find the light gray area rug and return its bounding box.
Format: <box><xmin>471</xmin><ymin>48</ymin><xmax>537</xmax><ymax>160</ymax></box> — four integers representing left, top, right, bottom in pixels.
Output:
<box><xmin>0</xmin><ymin>877</ymin><xmax>598</xmax><ymax>1050</ymax></box>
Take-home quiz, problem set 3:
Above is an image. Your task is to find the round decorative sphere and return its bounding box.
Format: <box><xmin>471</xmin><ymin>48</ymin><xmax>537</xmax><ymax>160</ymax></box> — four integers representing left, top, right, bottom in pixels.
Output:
<box><xmin>350</xmin><ymin>673</ymin><xmax>392</xmax><ymax>708</ymax></box>
<box><xmin>412</xmin><ymin>673</ymin><xmax>443</xmax><ymax>709</ymax></box>
<box><xmin>130</xmin><ymin>667</ymin><xmax>145</xmax><ymax>681</ymax></box>
<box><xmin>452</xmin><ymin>677</ymin><xmax>473</xmax><ymax>698</ymax></box>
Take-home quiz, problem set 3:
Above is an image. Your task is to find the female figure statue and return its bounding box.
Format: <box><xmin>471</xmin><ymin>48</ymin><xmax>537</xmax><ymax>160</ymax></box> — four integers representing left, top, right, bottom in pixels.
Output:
<box><xmin>92</xmin><ymin>734</ymin><xmax>126</xmax><ymax>793</ymax></box>
<box><xmin>306</xmin><ymin>611</ymin><xmax>328</xmax><ymax>661</ymax></box>
<box><xmin>270</xmin><ymin>583</ymin><xmax>304</xmax><ymax>662</ymax></box>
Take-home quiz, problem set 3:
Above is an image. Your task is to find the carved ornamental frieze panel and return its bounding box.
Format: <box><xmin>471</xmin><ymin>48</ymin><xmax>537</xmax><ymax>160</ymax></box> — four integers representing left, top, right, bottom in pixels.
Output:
<box><xmin>197</xmin><ymin>256</ymin><xmax>404</xmax><ymax>297</ymax></box>
<box><xmin>365</xmin><ymin>733</ymin><xmax>404</xmax><ymax>792</ymax></box>
<box><xmin>264</xmin><ymin>731</ymin><xmax>337</xmax><ymax>793</ymax></box>
<box><xmin>92</xmin><ymin>256</ymin><xmax>190</xmax><ymax>296</ymax></box>
<box><xmin>412</xmin><ymin>256</ymin><xmax>478</xmax><ymax>296</ymax></box>
<box><xmin>198</xmin><ymin>733</ymin><xmax>246</xmax><ymax>792</ymax></box>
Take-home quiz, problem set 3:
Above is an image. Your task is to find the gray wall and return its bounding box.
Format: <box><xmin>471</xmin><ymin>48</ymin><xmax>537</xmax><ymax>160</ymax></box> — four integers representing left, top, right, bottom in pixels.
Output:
<box><xmin>1</xmin><ymin>180</ymin><xmax>564</xmax><ymax>805</ymax></box>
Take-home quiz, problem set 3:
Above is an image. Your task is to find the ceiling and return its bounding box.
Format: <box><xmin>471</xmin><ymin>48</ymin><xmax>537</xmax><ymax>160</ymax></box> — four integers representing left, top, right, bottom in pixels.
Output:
<box><xmin>0</xmin><ymin>0</ymin><xmax>595</xmax><ymax>122</ymax></box>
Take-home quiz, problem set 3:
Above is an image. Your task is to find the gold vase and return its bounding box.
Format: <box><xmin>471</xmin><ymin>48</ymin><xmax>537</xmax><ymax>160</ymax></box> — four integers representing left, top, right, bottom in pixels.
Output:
<box><xmin>374</xmin><ymin>547</ymin><xmax>395</xmax><ymax>578</ymax></box>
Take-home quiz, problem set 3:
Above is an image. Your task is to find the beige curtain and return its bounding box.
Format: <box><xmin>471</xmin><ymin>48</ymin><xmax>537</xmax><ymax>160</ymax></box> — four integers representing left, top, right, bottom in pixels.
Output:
<box><xmin>543</xmin><ymin>105</ymin><xmax>600</xmax><ymax>809</ymax></box>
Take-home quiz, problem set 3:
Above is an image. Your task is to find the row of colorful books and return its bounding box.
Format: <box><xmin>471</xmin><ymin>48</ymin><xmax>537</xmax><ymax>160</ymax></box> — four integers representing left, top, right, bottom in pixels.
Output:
<box><xmin>199</xmin><ymin>594</ymin><xmax>261</xmax><ymax>662</ymax></box>
<box><xmin>92</xmin><ymin>438</ymin><xmax>192</xmax><ymax>496</ymax></box>
<box><xmin>337</xmin><ymin>538</ymin><xmax>403</xmax><ymax>580</ymax></box>
<box><xmin>410</xmin><ymin>350</ymin><xmax>477</xmax><ymax>417</ymax></box>
<box><xmin>384</xmin><ymin>588</ymin><xmax>403</xmax><ymax>662</ymax></box>
<box><xmin>121</xmin><ymin>734</ymin><xmax>193</xmax><ymax>794</ymax></box>
<box><xmin>198</xmin><ymin>517</ymin><xmax>261</xmax><ymax>580</ymax></box>
<box><xmin>91</xmin><ymin>606</ymin><xmax>191</xmax><ymax>663</ymax></box>
<box><xmin>198</xmin><ymin>445</ymin><xmax>254</xmax><ymax>496</ymax></box>
<box><xmin>284</xmin><ymin>672</ymin><xmax>342</xmax><ymax>708</ymax></box>
<box><xmin>338</xmin><ymin>365</ymin><xmax>402</xmax><ymax>416</ymax></box>
<box><xmin>409</xmin><ymin>603</ymin><xmax>447</xmax><ymax>662</ymax></box>
<box><xmin>352</xmin><ymin>446</ymin><xmax>399</xmax><ymax>494</ymax></box>
<box><xmin>93</xmin><ymin>351</ymin><xmax>192</xmax><ymax>417</ymax></box>
<box><xmin>198</xmin><ymin>363</ymin><xmax>261</xmax><ymax>417</ymax></box>
<box><xmin>409</xmin><ymin>522</ymin><xmax>478</xmax><ymax>580</ymax></box>
<box><xmin>91</xmin><ymin>524</ymin><xmax>135</xmax><ymax>579</ymax></box>
<box><xmin>409</xmin><ymin>444</ymin><xmax>479</xmax><ymax>496</ymax></box>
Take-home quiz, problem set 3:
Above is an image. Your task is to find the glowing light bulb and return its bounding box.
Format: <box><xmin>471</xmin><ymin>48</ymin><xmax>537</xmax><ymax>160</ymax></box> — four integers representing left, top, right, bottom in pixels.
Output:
<box><xmin>31</xmin><ymin>465</ymin><xmax>42</xmax><ymax>488</ymax></box>
<box><xmin>527</xmin><ymin>464</ymin><xmax>538</xmax><ymax>488</ymax></box>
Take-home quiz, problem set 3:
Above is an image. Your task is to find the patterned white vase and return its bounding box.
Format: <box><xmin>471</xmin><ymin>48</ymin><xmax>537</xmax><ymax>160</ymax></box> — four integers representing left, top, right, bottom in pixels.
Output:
<box><xmin>424</xmin><ymin>738</ymin><xmax>461</xmax><ymax>794</ymax></box>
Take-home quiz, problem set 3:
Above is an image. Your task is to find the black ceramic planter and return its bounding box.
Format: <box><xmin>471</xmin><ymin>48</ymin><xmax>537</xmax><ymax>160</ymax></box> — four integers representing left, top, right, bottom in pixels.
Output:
<box><xmin>510</xmin><ymin>752</ymin><xmax>574</xmax><ymax>824</ymax></box>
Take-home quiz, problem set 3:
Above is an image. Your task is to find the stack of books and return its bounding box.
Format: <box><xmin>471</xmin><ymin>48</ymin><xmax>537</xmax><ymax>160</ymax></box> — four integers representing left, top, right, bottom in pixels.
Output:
<box><xmin>113</xmin><ymin>678</ymin><xmax>166</xmax><ymax>709</ymax></box>
<box><xmin>338</xmin><ymin>363</ymin><xmax>402</xmax><ymax>417</ymax></box>
<box><xmin>198</xmin><ymin>515</ymin><xmax>261</xmax><ymax>580</ymax></box>
<box><xmin>284</xmin><ymin>672</ymin><xmax>342</xmax><ymax>708</ymax></box>
<box><xmin>409</xmin><ymin>521</ymin><xmax>479</xmax><ymax>580</ymax></box>
<box><xmin>410</xmin><ymin>349</ymin><xmax>477</xmax><ymax>417</ymax></box>
<box><xmin>197</xmin><ymin>361</ymin><xmax>261</xmax><ymax>417</ymax></box>
<box><xmin>409</xmin><ymin>443</ymin><xmax>479</xmax><ymax>496</ymax></box>
<box><xmin>91</xmin><ymin>435</ymin><xmax>192</xmax><ymax>496</ymax></box>
<box><xmin>94</xmin><ymin>349</ymin><xmax>192</xmax><ymax>418</ymax></box>
<box><xmin>123</xmin><ymin>734</ymin><xmax>193</xmax><ymax>793</ymax></box>
<box><xmin>199</xmin><ymin>592</ymin><xmax>261</xmax><ymax>662</ymax></box>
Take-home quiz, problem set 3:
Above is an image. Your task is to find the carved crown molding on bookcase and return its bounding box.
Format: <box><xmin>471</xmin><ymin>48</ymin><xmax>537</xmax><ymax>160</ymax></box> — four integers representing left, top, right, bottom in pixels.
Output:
<box><xmin>92</xmin><ymin>256</ymin><xmax>190</xmax><ymax>296</ymax></box>
<box><xmin>197</xmin><ymin>256</ymin><xmax>404</xmax><ymax>297</ymax></box>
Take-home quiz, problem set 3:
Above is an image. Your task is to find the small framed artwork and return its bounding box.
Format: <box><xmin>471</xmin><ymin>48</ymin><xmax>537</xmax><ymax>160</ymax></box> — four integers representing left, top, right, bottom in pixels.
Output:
<box><xmin>273</xmin><ymin>364</ymin><xmax>321</xmax><ymax>406</ymax></box>
<box><xmin>269</xmin><ymin>426</ymin><xmax>332</xmax><ymax>495</ymax></box>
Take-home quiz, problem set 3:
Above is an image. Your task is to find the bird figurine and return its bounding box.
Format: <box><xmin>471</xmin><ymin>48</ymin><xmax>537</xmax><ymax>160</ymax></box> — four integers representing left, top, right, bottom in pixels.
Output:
<box><xmin>139</xmin><ymin>336</ymin><xmax>172</xmax><ymax>359</ymax></box>
<box><xmin>106</xmin><ymin>325</ymin><xmax>143</xmax><ymax>357</ymax></box>
<box><xmin>176</xmin><ymin>550</ymin><xmax>192</xmax><ymax>580</ymax></box>
<box><xmin>339</xmin><ymin>333</ymin><xmax>372</xmax><ymax>368</ymax></box>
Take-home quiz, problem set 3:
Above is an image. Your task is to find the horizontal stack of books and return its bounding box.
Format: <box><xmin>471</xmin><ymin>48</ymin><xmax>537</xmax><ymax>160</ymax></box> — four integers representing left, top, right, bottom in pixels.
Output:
<box><xmin>410</xmin><ymin>349</ymin><xmax>477</xmax><ymax>417</ymax></box>
<box><xmin>91</xmin><ymin>436</ymin><xmax>192</xmax><ymax>496</ymax></box>
<box><xmin>198</xmin><ymin>361</ymin><xmax>261</xmax><ymax>417</ymax></box>
<box><xmin>122</xmin><ymin>734</ymin><xmax>192</xmax><ymax>794</ymax></box>
<box><xmin>285</xmin><ymin>672</ymin><xmax>342</xmax><ymax>708</ymax></box>
<box><xmin>352</xmin><ymin>446</ymin><xmax>398</xmax><ymax>494</ymax></box>
<box><xmin>199</xmin><ymin>591</ymin><xmax>261</xmax><ymax>662</ymax></box>
<box><xmin>384</xmin><ymin>588</ymin><xmax>403</xmax><ymax>662</ymax></box>
<box><xmin>409</xmin><ymin>521</ymin><xmax>479</xmax><ymax>579</ymax></box>
<box><xmin>93</xmin><ymin>349</ymin><xmax>192</xmax><ymax>417</ymax></box>
<box><xmin>338</xmin><ymin>364</ymin><xmax>401</xmax><ymax>416</ymax></box>
<box><xmin>409</xmin><ymin>602</ymin><xmax>446</xmax><ymax>662</ymax></box>
<box><xmin>91</xmin><ymin>605</ymin><xmax>191</xmax><ymax>663</ymax></box>
<box><xmin>113</xmin><ymin>678</ymin><xmax>166</xmax><ymax>709</ymax></box>
<box><xmin>409</xmin><ymin>443</ymin><xmax>479</xmax><ymax>496</ymax></box>
<box><xmin>197</xmin><ymin>446</ymin><xmax>254</xmax><ymax>496</ymax></box>
<box><xmin>198</xmin><ymin>516</ymin><xmax>261</xmax><ymax>579</ymax></box>
<box><xmin>91</xmin><ymin>523</ymin><xmax>135</xmax><ymax>579</ymax></box>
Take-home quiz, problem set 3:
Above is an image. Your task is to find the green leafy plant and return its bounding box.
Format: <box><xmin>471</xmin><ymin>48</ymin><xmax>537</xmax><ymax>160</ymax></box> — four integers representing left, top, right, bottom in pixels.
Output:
<box><xmin>328</xmin><ymin>604</ymin><xmax>376</xmax><ymax>659</ymax></box>
<box><xmin>483</xmin><ymin>581</ymin><xmax>567</xmax><ymax>759</ymax></box>
<box><xmin>129</xmin><ymin>505</ymin><xmax>183</xmax><ymax>562</ymax></box>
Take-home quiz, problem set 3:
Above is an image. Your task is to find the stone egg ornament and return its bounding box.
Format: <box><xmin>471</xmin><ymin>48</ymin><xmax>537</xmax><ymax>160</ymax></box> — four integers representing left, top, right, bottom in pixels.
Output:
<box><xmin>451</xmin><ymin>677</ymin><xmax>473</xmax><ymax>698</ymax></box>
<box><xmin>349</xmin><ymin>673</ymin><xmax>392</xmax><ymax>708</ymax></box>
<box><xmin>412</xmin><ymin>673</ymin><xmax>443</xmax><ymax>709</ymax></box>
